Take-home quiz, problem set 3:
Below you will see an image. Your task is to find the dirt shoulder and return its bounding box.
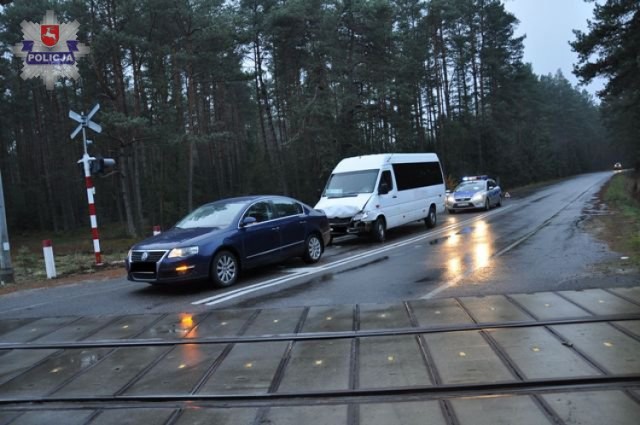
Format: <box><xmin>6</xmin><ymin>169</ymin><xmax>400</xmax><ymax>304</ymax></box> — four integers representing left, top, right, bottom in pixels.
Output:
<box><xmin>0</xmin><ymin>264</ymin><xmax>126</xmax><ymax>297</ymax></box>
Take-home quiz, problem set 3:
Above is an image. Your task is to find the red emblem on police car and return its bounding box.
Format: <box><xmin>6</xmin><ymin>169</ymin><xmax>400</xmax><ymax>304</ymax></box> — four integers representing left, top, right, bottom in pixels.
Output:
<box><xmin>41</xmin><ymin>24</ymin><xmax>59</xmax><ymax>47</ymax></box>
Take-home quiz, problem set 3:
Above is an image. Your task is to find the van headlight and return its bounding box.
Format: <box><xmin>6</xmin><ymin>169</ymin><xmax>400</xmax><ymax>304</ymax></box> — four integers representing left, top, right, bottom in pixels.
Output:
<box><xmin>168</xmin><ymin>246</ymin><xmax>199</xmax><ymax>258</ymax></box>
<box><xmin>471</xmin><ymin>192</ymin><xmax>485</xmax><ymax>202</ymax></box>
<box><xmin>353</xmin><ymin>211</ymin><xmax>369</xmax><ymax>221</ymax></box>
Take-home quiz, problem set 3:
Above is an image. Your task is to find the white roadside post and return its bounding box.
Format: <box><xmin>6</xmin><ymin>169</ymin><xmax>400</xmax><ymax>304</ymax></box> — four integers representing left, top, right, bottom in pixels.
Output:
<box><xmin>69</xmin><ymin>104</ymin><xmax>103</xmax><ymax>266</ymax></box>
<box><xmin>42</xmin><ymin>239</ymin><xmax>56</xmax><ymax>279</ymax></box>
<box><xmin>153</xmin><ymin>225</ymin><xmax>161</xmax><ymax>236</ymax></box>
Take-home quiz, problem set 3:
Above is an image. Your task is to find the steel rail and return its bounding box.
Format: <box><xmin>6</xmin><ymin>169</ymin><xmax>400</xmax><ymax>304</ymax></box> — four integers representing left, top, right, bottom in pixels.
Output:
<box><xmin>1</xmin><ymin>314</ymin><xmax>639</xmax><ymax>351</ymax></box>
<box><xmin>0</xmin><ymin>375</ymin><xmax>638</xmax><ymax>406</ymax></box>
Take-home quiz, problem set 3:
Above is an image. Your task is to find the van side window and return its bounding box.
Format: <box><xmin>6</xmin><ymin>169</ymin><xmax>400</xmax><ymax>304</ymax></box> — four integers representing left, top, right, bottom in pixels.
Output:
<box><xmin>379</xmin><ymin>170</ymin><xmax>393</xmax><ymax>191</ymax></box>
<box><xmin>392</xmin><ymin>162</ymin><xmax>443</xmax><ymax>191</ymax></box>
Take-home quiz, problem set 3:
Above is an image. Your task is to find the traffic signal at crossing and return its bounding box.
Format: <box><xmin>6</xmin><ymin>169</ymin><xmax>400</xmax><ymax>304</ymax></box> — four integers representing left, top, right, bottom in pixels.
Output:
<box><xmin>89</xmin><ymin>156</ymin><xmax>116</xmax><ymax>175</ymax></box>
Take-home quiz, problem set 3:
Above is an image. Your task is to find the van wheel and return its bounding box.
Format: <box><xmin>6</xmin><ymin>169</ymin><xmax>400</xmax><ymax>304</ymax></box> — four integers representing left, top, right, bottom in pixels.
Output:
<box><xmin>371</xmin><ymin>218</ymin><xmax>386</xmax><ymax>242</ymax></box>
<box><xmin>303</xmin><ymin>233</ymin><xmax>323</xmax><ymax>264</ymax></box>
<box><xmin>425</xmin><ymin>207</ymin><xmax>437</xmax><ymax>228</ymax></box>
<box><xmin>211</xmin><ymin>250</ymin><xmax>238</xmax><ymax>287</ymax></box>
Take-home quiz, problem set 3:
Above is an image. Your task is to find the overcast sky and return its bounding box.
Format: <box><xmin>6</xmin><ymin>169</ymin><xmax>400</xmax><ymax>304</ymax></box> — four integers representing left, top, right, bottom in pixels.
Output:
<box><xmin>503</xmin><ymin>0</ymin><xmax>606</xmax><ymax>97</ymax></box>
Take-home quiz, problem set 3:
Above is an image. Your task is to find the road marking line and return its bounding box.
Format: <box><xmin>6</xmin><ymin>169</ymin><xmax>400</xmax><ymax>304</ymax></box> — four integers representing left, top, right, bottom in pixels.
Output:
<box><xmin>192</xmin><ymin>206</ymin><xmax>513</xmax><ymax>307</ymax></box>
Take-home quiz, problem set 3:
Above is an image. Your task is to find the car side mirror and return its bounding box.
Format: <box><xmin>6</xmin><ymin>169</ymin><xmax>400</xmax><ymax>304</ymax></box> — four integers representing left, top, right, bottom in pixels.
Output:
<box><xmin>241</xmin><ymin>216</ymin><xmax>257</xmax><ymax>227</ymax></box>
<box><xmin>379</xmin><ymin>182</ymin><xmax>390</xmax><ymax>195</ymax></box>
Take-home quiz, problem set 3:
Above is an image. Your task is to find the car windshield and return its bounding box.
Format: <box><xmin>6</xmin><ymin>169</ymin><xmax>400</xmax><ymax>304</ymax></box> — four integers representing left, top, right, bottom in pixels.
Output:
<box><xmin>455</xmin><ymin>181</ymin><xmax>486</xmax><ymax>192</ymax></box>
<box><xmin>174</xmin><ymin>201</ymin><xmax>247</xmax><ymax>229</ymax></box>
<box><xmin>323</xmin><ymin>169</ymin><xmax>379</xmax><ymax>197</ymax></box>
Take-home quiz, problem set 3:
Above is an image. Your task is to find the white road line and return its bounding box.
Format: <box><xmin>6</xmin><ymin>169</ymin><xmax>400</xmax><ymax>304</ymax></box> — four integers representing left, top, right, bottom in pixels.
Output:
<box><xmin>192</xmin><ymin>206</ymin><xmax>513</xmax><ymax>307</ymax></box>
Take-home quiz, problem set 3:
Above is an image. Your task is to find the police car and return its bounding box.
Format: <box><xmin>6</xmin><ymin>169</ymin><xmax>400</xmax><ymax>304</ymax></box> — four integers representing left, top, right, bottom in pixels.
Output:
<box><xmin>445</xmin><ymin>176</ymin><xmax>502</xmax><ymax>213</ymax></box>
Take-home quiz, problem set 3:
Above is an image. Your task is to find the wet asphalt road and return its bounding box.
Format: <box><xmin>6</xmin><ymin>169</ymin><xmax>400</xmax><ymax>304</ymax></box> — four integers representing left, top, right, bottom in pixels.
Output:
<box><xmin>0</xmin><ymin>171</ymin><xmax>635</xmax><ymax>319</ymax></box>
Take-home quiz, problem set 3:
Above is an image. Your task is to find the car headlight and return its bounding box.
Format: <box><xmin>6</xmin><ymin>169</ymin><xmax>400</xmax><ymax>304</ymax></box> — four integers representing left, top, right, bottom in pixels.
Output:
<box><xmin>353</xmin><ymin>211</ymin><xmax>369</xmax><ymax>221</ymax></box>
<box><xmin>168</xmin><ymin>246</ymin><xmax>199</xmax><ymax>258</ymax></box>
<box><xmin>471</xmin><ymin>192</ymin><xmax>485</xmax><ymax>202</ymax></box>
<box><xmin>127</xmin><ymin>249</ymin><xmax>132</xmax><ymax>261</ymax></box>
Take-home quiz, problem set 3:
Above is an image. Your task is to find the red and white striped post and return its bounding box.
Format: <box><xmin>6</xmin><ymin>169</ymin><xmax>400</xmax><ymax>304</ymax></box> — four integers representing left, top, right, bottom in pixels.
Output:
<box><xmin>80</xmin><ymin>153</ymin><xmax>102</xmax><ymax>265</ymax></box>
<box><xmin>153</xmin><ymin>225</ymin><xmax>161</xmax><ymax>236</ymax></box>
<box><xmin>70</xmin><ymin>105</ymin><xmax>104</xmax><ymax>267</ymax></box>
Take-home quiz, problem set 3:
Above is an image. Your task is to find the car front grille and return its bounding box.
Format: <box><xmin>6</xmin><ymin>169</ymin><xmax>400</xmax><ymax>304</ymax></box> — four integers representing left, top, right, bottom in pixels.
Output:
<box><xmin>129</xmin><ymin>250</ymin><xmax>168</xmax><ymax>281</ymax></box>
<box><xmin>130</xmin><ymin>250</ymin><xmax>168</xmax><ymax>263</ymax></box>
<box><xmin>329</xmin><ymin>217</ymin><xmax>352</xmax><ymax>226</ymax></box>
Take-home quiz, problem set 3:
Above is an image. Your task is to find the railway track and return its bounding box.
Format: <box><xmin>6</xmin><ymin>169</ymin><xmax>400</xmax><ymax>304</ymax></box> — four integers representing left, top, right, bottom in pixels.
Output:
<box><xmin>1</xmin><ymin>287</ymin><xmax>639</xmax><ymax>424</ymax></box>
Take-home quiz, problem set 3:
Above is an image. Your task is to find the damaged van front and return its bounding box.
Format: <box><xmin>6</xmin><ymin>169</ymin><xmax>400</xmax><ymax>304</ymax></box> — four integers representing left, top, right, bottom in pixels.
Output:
<box><xmin>315</xmin><ymin>169</ymin><xmax>379</xmax><ymax>237</ymax></box>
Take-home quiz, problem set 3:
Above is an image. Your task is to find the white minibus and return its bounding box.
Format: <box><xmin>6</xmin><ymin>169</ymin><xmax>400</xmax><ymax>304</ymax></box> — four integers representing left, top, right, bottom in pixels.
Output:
<box><xmin>315</xmin><ymin>153</ymin><xmax>445</xmax><ymax>242</ymax></box>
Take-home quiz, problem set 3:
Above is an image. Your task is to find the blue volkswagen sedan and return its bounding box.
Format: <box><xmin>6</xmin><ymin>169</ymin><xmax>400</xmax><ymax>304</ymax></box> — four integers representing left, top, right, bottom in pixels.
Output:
<box><xmin>126</xmin><ymin>196</ymin><xmax>331</xmax><ymax>287</ymax></box>
<box><xmin>445</xmin><ymin>176</ymin><xmax>502</xmax><ymax>213</ymax></box>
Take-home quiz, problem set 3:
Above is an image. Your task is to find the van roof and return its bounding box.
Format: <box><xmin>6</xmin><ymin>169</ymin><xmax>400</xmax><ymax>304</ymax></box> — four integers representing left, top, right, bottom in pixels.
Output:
<box><xmin>333</xmin><ymin>153</ymin><xmax>440</xmax><ymax>173</ymax></box>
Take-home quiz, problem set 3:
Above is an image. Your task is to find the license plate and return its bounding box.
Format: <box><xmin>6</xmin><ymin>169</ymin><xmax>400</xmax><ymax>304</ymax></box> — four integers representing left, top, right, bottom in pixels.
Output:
<box><xmin>458</xmin><ymin>203</ymin><xmax>471</xmax><ymax>207</ymax></box>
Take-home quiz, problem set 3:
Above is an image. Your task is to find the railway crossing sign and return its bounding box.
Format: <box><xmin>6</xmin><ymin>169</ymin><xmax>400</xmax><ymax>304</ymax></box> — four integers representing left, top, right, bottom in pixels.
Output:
<box><xmin>69</xmin><ymin>103</ymin><xmax>102</xmax><ymax>140</ymax></box>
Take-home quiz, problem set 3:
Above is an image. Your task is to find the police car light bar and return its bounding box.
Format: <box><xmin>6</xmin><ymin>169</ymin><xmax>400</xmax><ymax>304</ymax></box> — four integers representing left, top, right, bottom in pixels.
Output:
<box><xmin>462</xmin><ymin>175</ymin><xmax>488</xmax><ymax>181</ymax></box>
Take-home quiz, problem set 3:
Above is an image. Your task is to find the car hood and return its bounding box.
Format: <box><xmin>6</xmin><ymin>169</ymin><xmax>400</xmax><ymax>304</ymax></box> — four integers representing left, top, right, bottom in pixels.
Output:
<box><xmin>452</xmin><ymin>190</ymin><xmax>482</xmax><ymax>198</ymax></box>
<box><xmin>131</xmin><ymin>227</ymin><xmax>226</xmax><ymax>250</ymax></box>
<box><xmin>314</xmin><ymin>194</ymin><xmax>372</xmax><ymax>218</ymax></box>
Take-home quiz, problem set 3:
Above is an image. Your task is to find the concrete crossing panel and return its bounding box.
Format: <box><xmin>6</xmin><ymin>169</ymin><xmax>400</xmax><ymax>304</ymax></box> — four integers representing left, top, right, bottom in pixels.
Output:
<box><xmin>53</xmin><ymin>346</ymin><xmax>169</xmax><ymax>396</ymax></box>
<box><xmin>198</xmin><ymin>341</ymin><xmax>288</xmax><ymax>394</ymax></box>
<box><xmin>0</xmin><ymin>348</ymin><xmax>111</xmax><ymax>398</ymax></box>
<box><xmin>458</xmin><ymin>295</ymin><xmax>533</xmax><ymax>323</ymax></box>
<box><xmin>185</xmin><ymin>310</ymin><xmax>256</xmax><ymax>338</ymax></box>
<box><xmin>123</xmin><ymin>343</ymin><xmax>227</xmax><ymax>395</ymax></box>
<box><xmin>489</xmin><ymin>327</ymin><xmax>601</xmax><ymax>379</ymax></box>
<box><xmin>174</xmin><ymin>408</ymin><xmax>258</xmax><ymax>425</ymax></box>
<box><xmin>243</xmin><ymin>308</ymin><xmax>305</xmax><ymax>336</ymax></box>
<box><xmin>551</xmin><ymin>323</ymin><xmax>640</xmax><ymax>374</ymax></box>
<box><xmin>358</xmin><ymin>401</ymin><xmax>446</xmax><ymax>425</ymax></box>
<box><xmin>7</xmin><ymin>410</ymin><xmax>94</xmax><ymax>425</ymax></box>
<box><xmin>558</xmin><ymin>289</ymin><xmax>640</xmax><ymax>316</ymax></box>
<box><xmin>301</xmin><ymin>305</ymin><xmax>354</xmax><ymax>333</ymax></box>
<box><xmin>262</xmin><ymin>405</ymin><xmax>348</xmax><ymax>425</ymax></box>
<box><xmin>508</xmin><ymin>292</ymin><xmax>591</xmax><ymax>320</ymax></box>
<box><xmin>358</xmin><ymin>335</ymin><xmax>432</xmax><ymax>388</ymax></box>
<box><xmin>83</xmin><ymin>314</ymin><xmax>161</xmax><ymax>341</ymax></box>
<box><xmin>542</xmin><ymin>390</ymin><xmax>640</xmax><ymax>425</ymax></box>
<box><xmin>278</xmin><ymin>339</ymin><xmax>351</xmax><ymax>392</ymax></box>
<box><xmin>450</xmin><ymin>395</ymin><xmax>552</xmax><ymax>425</ymax></box>
<box><xmin>409</xmin><ymin>298</ymin><xmax>473</xmax><ymax>327</ymax></box>
<box><xmin>423</xmin><ymin>330</ymin><xmax>515</xmax><ymax>384</ymax></box>
<box><xmin>359</xmin><ymin>303</ymin><xmax>411</xmax><ymax>330</ymax></box>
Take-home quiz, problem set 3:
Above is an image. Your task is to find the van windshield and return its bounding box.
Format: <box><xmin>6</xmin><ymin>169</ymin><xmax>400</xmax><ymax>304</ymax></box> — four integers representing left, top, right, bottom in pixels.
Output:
<box><xmin>323</xmin><ymin>169</ymin><xmax>379</xmax><ymax>198</ymax></box>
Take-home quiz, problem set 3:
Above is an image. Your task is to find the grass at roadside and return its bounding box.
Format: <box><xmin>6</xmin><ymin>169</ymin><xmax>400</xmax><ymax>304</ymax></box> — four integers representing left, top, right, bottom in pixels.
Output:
<box><xmin>7</xmin><ymin>225</ymin><xmax>136</xmax><ymax>284</ymax></box>
<box><xmin>600</xmin><ymin>171</ymin><xmax>640</xmax><ymax>264</ymax></box>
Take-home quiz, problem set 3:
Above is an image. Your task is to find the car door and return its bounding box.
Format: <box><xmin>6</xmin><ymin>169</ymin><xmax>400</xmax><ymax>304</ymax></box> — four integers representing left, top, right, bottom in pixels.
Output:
<box><xmin>376</xmin><ymin>169</ymin><xmax>402</xmax><ymax>228</ymax></box>
<box><xmin>487</xmin><ymin>180</ymin><xmax>500</xmax><ymax>206</ymax></box>
<box><xmin>240</xmin><ymin>201</ymin><xmax>282</xmax><ymax>266</ymax></box>
<box><xmin>272</xmin><ymin>198</ymin><xmax>306</xmax><ymax>258</ymax></box>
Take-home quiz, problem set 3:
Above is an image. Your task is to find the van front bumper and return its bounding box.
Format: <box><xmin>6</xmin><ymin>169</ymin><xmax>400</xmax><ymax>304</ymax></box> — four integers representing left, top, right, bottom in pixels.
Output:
<box><xmin>328</xmin><ymin>217</ymin><xmax>372</xmax><ymax>236</ymax></box>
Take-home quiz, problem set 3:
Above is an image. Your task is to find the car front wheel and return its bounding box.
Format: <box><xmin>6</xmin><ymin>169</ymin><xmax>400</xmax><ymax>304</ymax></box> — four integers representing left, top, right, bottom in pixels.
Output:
<box><xmin>303</xmin><ymin>233</ymin><xmax>323</xmax><ymax>264</ymax></box>
<box><xmin>211</xmin><ymin>250</ymin><xmax>238</xmax><ymax>287</ymax></box>
<box><xmin>425</xmin><ymin>206</ymin><xmax>437</xmax><ymax>228</ymax></box>
<box><xmin>371</xmin><ymin>218</ymin><xmax>386</xmax><ymax>242</ymax></box>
